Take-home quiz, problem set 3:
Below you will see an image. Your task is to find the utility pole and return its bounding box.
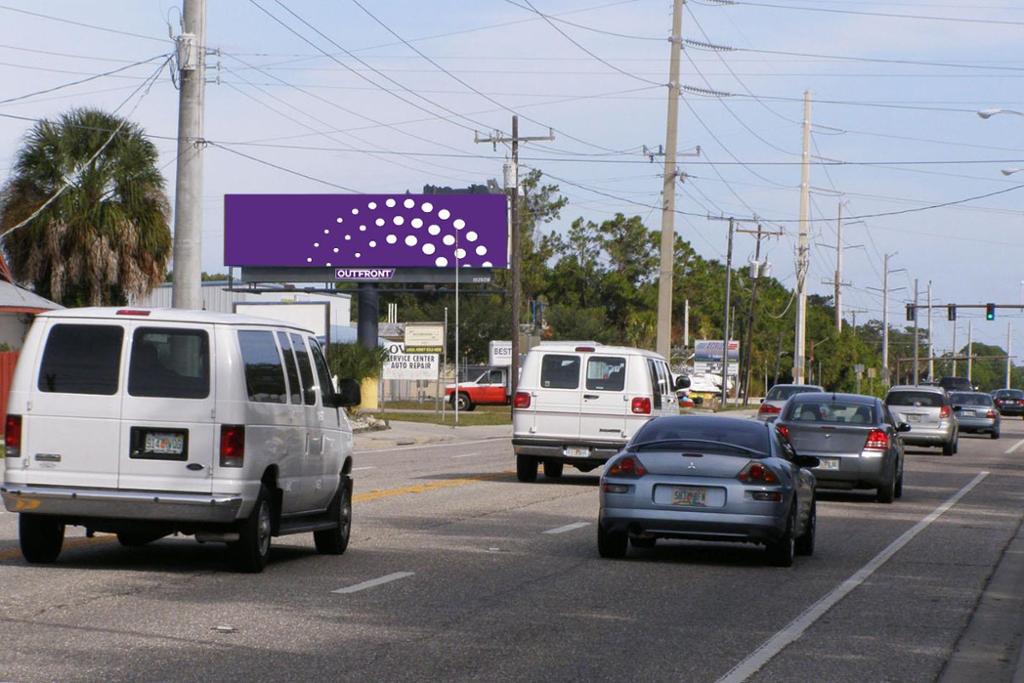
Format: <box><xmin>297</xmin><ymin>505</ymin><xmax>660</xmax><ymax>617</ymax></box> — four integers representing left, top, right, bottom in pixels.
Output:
<box><xmin>912</xmin><ymin>278</ymin><xmax>920</xmax><ymax>385</ymax></box>
<box><xmin>835</xmin><ymin>202</ymin><xmax>843</xmax><ymax>332</ymax></box>
<box><xmin>474</xmin><ymin>117</ymin><xmax>554</xmax><ymax>404</ymax></box>
<box><xmin>738</xmin><ymin>222</ymin><xmax>782</xmax><ymax>403</ymax></box>
<box><xmin>1007</xmin><ymin>322</ymin><xmax>1013</xmax><ymax>389</ymax></box>
<box><xmin>793</xmin><ymin>90</ymin><xmax>812</xmax><ymax>383</ymax></box>
<box><xmin>721</xmin><ymin>218</ymin><xmax>735</xmax><ymax>408</ymax></box>
<box><xmin>951</xmin><ymin>322</ymin><xmax>958</xmax><ymax>377</ymax></box>
<box><xmin>683</xmin><ymin>298</ymin><xmax>690</xmax><ymax>350</ymax></box>
<box><xmin>655</xmin><ymin>0</ymin><xmax>684</xmax><ymax>360</ymax></box>
<box><xmin>927</xmin><ymin>281</ymin><xmax>934</xmax><ymax>381</ymax></box>
<box><xmin>967</xmin><ymin>320</ymin><xmax>974</xmax><ymax>383</ymax></box>
<box><xmin>171</xmin><ymin>0</ymin><xmax>207</xmax><ymax>310</ymax></box>
<box><xmin>867</xmin><ymin>252</ymin><xmax>905</xmax><ymax>386</ymax></box>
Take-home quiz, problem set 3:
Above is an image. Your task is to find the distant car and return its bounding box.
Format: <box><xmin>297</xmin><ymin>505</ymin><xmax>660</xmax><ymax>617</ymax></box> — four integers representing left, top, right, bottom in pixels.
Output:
<box><xmin>757</xmin><ymin>384</ymin><xmax>825</xmax><ymax>421</ymax></box>
<box><xmin>939</xmin><ymin>376</ymin><xmax>974</xmax><ymax>393</ymax></box>
<box><xmin>949</xmin><ymin>391</ymin><xmax>1000</xmax><ymax>439</ymax></box>
<box><xmin>446</xmin><ymin>367</ymin><xmax>510</xmax><ymax>411</ymax></box>
<box><xmin>775</xmin><ymin>393</ymin><xmax>907</xmax><ymax>503</ymax></box>
<box><xmin>885</xmin><ymin>385</ymin><xmax>959</xmax><ymax>456</ymax></box>
<box><xmin>597</xmin><ymin>415</ymin><xmax>818</xmax><ymax>566</ymax></box>
<box><xmin>993</xmin><ymin>389</ymin><xmax>1024</xmax><ymax>418</ymax></box>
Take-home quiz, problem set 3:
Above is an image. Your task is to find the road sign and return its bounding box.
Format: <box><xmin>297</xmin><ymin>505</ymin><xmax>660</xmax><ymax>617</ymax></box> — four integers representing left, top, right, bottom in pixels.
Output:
<box><xmin>383</xmin><ymin>342</ymin><xmax>439</xmax><ymax>380</ymax></box>
<box><xmin>404</xmin><ymin>323</ymin><xmax>444</xmax><ymax>354</ymax></box>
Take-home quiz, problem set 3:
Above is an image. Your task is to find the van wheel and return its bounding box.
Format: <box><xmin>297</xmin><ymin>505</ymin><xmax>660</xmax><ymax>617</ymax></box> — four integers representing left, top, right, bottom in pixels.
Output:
<box><xmin>19</xmin><ymin>514</ymin><xmax>65</xmax><ymax>564</ymax></box>
<box><xmin>516</xmin><ymin>455</ymin><xmax>538</xmax><ymax>482</ymax></box>
<box><xmin>456</xmin><ymin>393</ymin><xmax>474</xmax><ymax>412</ymax></box>
<box><xmin>229</xmin><ymin>485</ymin><xmax>273</xmax><ymax>573</ymax></box>
<box><xmin>117</xmin><ymin>531</ymin><xmax>166</xmax><ymax>547</ymax></box>
<box><xmin>543</xmin><ymin>460</ymin><xmax>564</xmax><ymax>479</ymax></box>
<box><xmin>315</xmin><ymin>476</ymin><xmax>352</xmax><ymax>555</ymax></box>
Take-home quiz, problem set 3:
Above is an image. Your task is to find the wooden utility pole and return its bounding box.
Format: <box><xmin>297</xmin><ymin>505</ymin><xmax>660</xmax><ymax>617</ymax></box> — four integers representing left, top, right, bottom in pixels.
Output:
<box><xmin>738</xmin><ymin>222</ymin><xmax>782</xmax><ymax>403</ymax></box>
<box><xmin>721</xmin><ymin>218</ymin><xmax>735</xmax><ymax>408</ymax></box>
<box><xmin>793</xmin><ymin>90</ymin><xmax>812</xmax><ymax>383</ymax></box>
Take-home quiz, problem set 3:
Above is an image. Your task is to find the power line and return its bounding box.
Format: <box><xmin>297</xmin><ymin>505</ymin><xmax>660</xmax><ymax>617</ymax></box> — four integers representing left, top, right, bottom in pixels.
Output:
<box><xmin>208</xmin><ymin>142</ymin><xmax>361</xmax><ymax>192</ymax></box>
<box><xmin>0</xmin><ymin>53</ymin><xmax>170</xmax><ymax>106</ymax></box>
<box><xmin>503</xmin><ymin>0</ymin><xmax>664</xmax><ymax>41</ymax></box>
<box><xmin>718</xmin><ymin>0</ymin><xmax>1024</xmax><ymax>28</ymax></box>
<box><xmin>0</xmin><ymin>4</ymin><xmax>172</xmax><ymax>43</ymax></box>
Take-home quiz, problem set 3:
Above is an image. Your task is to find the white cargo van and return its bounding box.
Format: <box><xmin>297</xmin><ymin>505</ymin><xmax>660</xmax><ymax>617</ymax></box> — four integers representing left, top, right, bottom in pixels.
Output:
<box><xmin>1</xmin><ymin>307</ymin><xmax>361</xmax><ymax>572</ymax></box>
<box><xmin>512</xmin><ymin>342</ymin><xmax>687</xmax><ymax>481</ymax></box>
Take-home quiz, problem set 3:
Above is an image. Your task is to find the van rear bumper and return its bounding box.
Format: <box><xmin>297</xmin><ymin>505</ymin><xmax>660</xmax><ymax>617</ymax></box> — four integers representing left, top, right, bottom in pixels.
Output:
<box><xmin>512</xmin><ymin>437</ymin><xmax>625</xmax><ymax>462</ymax></box>
<box><xmin>1</xmin><ymin>484</ymin><xmax>243</xmax><ymax>524</ymax></box>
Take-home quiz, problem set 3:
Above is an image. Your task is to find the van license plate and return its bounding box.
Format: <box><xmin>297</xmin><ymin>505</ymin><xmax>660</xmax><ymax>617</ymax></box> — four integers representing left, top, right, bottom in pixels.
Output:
<box><xmin>145</xmin><ymin>432</ymin><xmax>184</xmax><ymax>455</ymax></box>
<box><xmin>564</xmin><ymin>446</ymin><xmax>590</xmax><ymax>458</ymax></box>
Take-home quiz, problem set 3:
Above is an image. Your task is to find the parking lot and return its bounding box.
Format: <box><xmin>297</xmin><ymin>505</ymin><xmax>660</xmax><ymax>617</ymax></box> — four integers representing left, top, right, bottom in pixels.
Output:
<box><xmin>1</xmin><ymin>417</ymin><xmax>1023</xmax><ymax>681</ymax></box>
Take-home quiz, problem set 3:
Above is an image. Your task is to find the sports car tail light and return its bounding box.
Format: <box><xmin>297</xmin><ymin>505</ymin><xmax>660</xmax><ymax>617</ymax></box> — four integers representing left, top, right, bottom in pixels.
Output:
<box><xmin>939</xmin><ymin>405</ymin><xmax>952</xmax><ymax>419</ymax></box>
<box><xmin>513</xmin><ymin>391</ymin><xmax>531</xmax><ymax>409</ymax></box>
<box><xmin>737</xmin><ymin>461</ymin><xmax>778</xmax><ymax>484</ymax></box>
<box><xmin>865</xmin><ymin>428</ymin><xmax>889</xmax><ymax>451</ymax></box>
<box><xmin>219</xmin><ymin>425</ymin><xmax>245</xmax><ymax>467</ymax></box>
<box><xmin>776</xmin><ymin>424</ymin><xmax>790</xmax><ymax>441</ymax></box>
<box><xmin>631</xmin><ymin>397</ymin><xmax>652</xmax><ymax>415</ymax></box>
<box><xmin>987</xmin><ymin>409</ymin><xmax>998</xmax><ymax>419</ymax></box>
<box><xmin>4</xmin><ymin>414</ymin><xmax>21</xmax><ymax>458</ymax></box>
<box><xmin>603</xmin><ymin>483</ymin><xmax>632</xmax><ymax>494</ymax></box>
<box><xmin>758</xmin><ymin>403</ymin><xmax>781</xmax><ymax>416</ymax></box>
<box><xmin>607</xmin><ymin>455</ymin><xmax>646</xmax><ymax>478</ymax></box>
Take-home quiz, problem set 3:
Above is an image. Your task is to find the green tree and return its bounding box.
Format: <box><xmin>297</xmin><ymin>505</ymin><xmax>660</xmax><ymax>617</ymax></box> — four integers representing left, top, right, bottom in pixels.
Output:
<box><xmin>0</xmin><ymin>108</ymin><xmax>171</xmax><ymax>306</ymax></box>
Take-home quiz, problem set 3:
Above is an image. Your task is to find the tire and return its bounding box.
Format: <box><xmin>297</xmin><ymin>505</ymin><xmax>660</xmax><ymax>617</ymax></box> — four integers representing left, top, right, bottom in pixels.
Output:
<box><xmin>877</xmin><ymin>464</ymin><xmax>896</xmax><ymax>504</ymax></box>
<box><xmin>597</xmin><ymin>524</ymin><xmax>628</xmax><ymax>559</ymax></box>
<box><xmin>795</xmin><ymin>499</ymin><xmax>816</xmax><ymax>556</ymax></box>
<box><xmin>991</xmin><ymin>430</ymin><xmax>1001</xmax><ymax>440</ymax></box>
<box><xmin>228</xmin><ymin>484</ymin><xmax>273</xmax><ymax>573</ymax></box>
<box><xmin>516</xmin><ymin>454</ymin><xmax>538</xmax><ymax>482</ymax></box>
<box><xmin>19</xmin><ymin>514</ymin><xmax>65</xmax><ymax>564</ymax></box>
<box><xmin>766</xmin><ymin>506</ymin><xmax>796</xmax><ymax>567</ymax></box>
<box><xmin>630</xmin><ymin>536</ymin><xmax>656</xmax><ymax>549</ymax></box>
<box><xmin>895</xmin><ymin>472</ymin><xmax>904</xmax><ymax>499</ymax></box>
<box><xmin>455</xmin><ymin>393</ymin><xmax>473</xmax><ymax>412</ymax></box>
<box><xmin>117</xmin><ymin>531</ymin><xmax>165</xmax><ymax>547</ymax></box>
<box><xmin>942</xmin><ymin>440</ymin><xmax>955</xmax><ymax>456</ymax></box>
<box><xmin>315</xmin><ymin>476</ymin><xmax>352</xmax><ymax>555</ymax></box>
<box><xmin>543</xmin><ymin>460</ymin><xmax>564</xmax><ymax>479</ymax></box>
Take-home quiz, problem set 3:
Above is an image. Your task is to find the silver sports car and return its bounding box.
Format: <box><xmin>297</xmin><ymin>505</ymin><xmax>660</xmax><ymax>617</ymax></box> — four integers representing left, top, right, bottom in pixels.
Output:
<box><xmin>598</xmin><ymin>416</ymin><xmax>818</xmax><ymax>567</ymax></box>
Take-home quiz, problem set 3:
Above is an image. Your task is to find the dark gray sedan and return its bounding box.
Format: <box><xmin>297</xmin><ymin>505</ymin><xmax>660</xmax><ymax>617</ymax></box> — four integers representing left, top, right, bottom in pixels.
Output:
<box><xmin>775</xmin><ymin>393</ymin><xmax>908</xmax><ymax>503</ymax></box>
<box><xmin>598</xmin><ymin>416</ymin><xmax>818</xmax><ymax>567</ymax></box>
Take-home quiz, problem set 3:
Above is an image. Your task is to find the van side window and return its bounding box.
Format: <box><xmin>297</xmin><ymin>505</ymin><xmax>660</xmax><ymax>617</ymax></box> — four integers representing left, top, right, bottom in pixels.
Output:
<box><xmin>309</xmin><ymin>338</ymin><xmax>336</xmax><ymax>404</ymax></box>
<box><xmin>540</xmin><ymin>354</ymin><xmax>580</xmax><ymax>389</ymax></box>
<box><xmin>646</xmin><ymin>359</ymin><xmax>662</xmax><ymax>409</ymax></box>
<box><xmin>238</xmin><ymin>330</ymin><xmax>287</xmax><ymax>403</ymax></box>
<box><xmin>290</xmin><ymin>333</ymin><xmax>317</xmax><ymax>405</ymax></box>
<box><xmin>39</xmin><ymin>324</ymin><xmax>124</xmax><ymax>395</ymax></box>
<box><xmin>276</xmin><ymin>332</ymin><xmax>302</xmax><ymax>404</ymax></box>
<box><xmin>128</xmin><ymin>328</ymin><xmax>210</xmax><ymax>399</ymax></box>
<box><xmin>657</xmin><ymin>362</ymin><xmax>672</xmax><ymax>397</ymax></box>
<box><xmin>587</xmin><ymin>356</ymin><xmax>626</xmax><ymax>392</ymax></box>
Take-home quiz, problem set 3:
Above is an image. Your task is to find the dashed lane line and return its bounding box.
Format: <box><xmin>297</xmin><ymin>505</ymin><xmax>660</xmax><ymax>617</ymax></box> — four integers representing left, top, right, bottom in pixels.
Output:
<box><xmin>543</xmin><ymin>522</ymin><xmax>590</xmax><ymax>535</ymax></box>
<box><xmin>332</xmin><ymin>571</ymin><xmax>415</xmax><ymax>594</ymax></box>
<box><xmin>1006</xmin><ymin>438</ymin><xmax>1024</xmax><ymax>454</ymax></box>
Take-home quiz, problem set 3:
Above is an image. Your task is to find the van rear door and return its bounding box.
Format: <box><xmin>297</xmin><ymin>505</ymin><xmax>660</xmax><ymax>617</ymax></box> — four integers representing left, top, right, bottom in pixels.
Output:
<box><xmin>532</xmin><ymin>353</ymin><xmax>582</xmax><ymax>443</ymax></box>
<box><xmin>118</xmin><ymin>324</ymin><xmax>215</xmax><ymax>494</ymax></box>
<box><xmin>24</xmin><ymin>321</ymin><xmax>125</xmax><ymax>488</ymax></box>
<box><xmin>580</xmin><ymin>355</ymin><xmax>627</xmax><ymax>442</ymax></box>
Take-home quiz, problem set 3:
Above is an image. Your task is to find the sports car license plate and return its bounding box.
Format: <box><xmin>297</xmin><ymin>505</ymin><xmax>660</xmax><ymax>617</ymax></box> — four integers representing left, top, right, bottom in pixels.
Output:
<box><xmin>564</xmin><ymin>446</ymin><xmax>590</xmax><ymax>458</ymax></box>
<box><xmin>145</xmin><ymin>432</ymin><xmax>184</xmax><ymax>455</ymax></box>
<box><xmin>818</xmin><ymin>457</ymin><xmax>840</xmax><ymax>471</ymax></box>
<box><xmin>671</xmin><ymin>486</ymin><xmax>708</xmax><ymax>507</ymax></box>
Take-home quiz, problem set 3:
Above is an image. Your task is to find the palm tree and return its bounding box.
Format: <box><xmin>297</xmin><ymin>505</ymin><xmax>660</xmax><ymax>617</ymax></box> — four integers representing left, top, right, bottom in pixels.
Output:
<box><xmin>0</xmin><ymin>108</ymin><xmax>171</xmax><ymax>306</ymax></box>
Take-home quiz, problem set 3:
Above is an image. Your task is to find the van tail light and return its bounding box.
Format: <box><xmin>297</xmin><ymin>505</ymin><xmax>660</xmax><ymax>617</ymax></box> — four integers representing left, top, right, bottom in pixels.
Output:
<box><xmin>737</xmin><ymin>461</ymin><xmax>779</xmax><ymax>484</ymax></box>
<box><xmin>513</xmin><ymin>391</ymin><xmax>531</xmax><ymax>409</ymax></box>
<box><xmin>607</xmin><ymin>455</ymin><xmax>646</xmax><ymax>478</ymax></box>
<box><xmin>219</xmin><ymin>425</ymin><xmax>245</xmax><ymax>467</ymax></box>
<box><xmin>776</xmin><ymin>424</ymin><xmax>790</xmax><ymax>441</ymax></box>
<box><xmin>115</xmin><ymin>309</ymin><xmax>151</xmax><ymax>316</ymax></box>
<box><xmin>575</xmin><ymin>346</ymin><xmax>595</xmax><ymax>353</ymax></box>
<box><xmin>631</xmin><ymin>397</ymin><xmax>652</xmax><ymax>415</ymax></box>
<box><xmin>758</xmin><ymin>403</ymin><xmax>781</xmax><ymax>416</ymax></box>
<box><xmin>987</xmin><ymin>409</ymin><xmax>998</xmax><ymax>419</ymax></box>
<box><xmin>865</xmin><ymin>428</ymin><xmax>889</xmax><ymax>451</ymax></box>
<box><xmin>939</xmin><ymin>405</ymin><xmax>952</xmax><ymax>419</ymax></box>
<box><xmin>4</xmin><ymin>415</ymin><xmax>21</xmax><ymax>458</ymax></box>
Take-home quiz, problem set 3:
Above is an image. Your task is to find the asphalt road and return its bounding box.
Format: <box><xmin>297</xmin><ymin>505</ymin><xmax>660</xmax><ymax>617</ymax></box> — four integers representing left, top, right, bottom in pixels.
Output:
<box><xmin>1</xmin><ymin>418</ymin><xmax>1023</xmax><ymax>682</ymax></box>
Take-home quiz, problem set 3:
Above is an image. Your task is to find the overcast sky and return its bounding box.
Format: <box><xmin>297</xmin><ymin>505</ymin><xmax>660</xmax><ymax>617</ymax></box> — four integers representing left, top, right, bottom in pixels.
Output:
<box><xmin>1</xmin><ymin>0</ymin><xmax>1022</xmax><ymax>355</ymax></box>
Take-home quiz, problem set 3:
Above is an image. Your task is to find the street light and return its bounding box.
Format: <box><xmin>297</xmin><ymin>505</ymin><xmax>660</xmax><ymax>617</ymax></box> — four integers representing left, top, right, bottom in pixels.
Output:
<box><xmin>978</xmin><ymin>108</ymin><xmax>1024</xmax><ymax>119</ymax></box>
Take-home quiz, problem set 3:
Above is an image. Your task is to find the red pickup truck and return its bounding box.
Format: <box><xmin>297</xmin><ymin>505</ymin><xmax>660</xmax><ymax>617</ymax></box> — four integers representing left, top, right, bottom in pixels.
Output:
<box><xmin>445</xmin><ymin>367</ymin><xmax>510</xmax><ymax>411</ymax></box>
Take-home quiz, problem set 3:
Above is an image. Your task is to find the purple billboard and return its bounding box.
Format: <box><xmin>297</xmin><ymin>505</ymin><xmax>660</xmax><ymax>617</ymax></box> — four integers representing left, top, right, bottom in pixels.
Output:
<box><xmin>224</xmin><ymin>194</ymin><xmax>508</xmax><ymax>269</ymax></box>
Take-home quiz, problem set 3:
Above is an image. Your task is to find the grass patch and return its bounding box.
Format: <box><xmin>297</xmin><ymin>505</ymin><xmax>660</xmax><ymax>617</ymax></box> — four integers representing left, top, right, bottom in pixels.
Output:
<box><xmin>376</xmin><ymin>411</ymin><xmax>512</xmax><ymax>427</ymax></box>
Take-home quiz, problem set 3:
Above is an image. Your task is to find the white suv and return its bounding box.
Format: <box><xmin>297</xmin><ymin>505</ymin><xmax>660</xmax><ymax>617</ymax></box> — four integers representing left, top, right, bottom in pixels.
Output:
<box><xmin>2</xmin><ymin>307</ymin><xmax>360</xmax><ymax>572</ymax></box>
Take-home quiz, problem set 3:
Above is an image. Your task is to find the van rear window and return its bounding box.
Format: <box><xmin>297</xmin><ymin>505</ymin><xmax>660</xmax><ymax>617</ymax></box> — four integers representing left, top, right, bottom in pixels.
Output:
<box><xmin>128</xmin><ymin>328</ymin><xmax>209</xmax><ymax>399</ymax></box>
<box><xmin>541</xmin><ymin>355</ymin><xmax>580</xmax><ymax>389</ymax></box>
<box><xmin>238</xmin><ymin>330</ymin><xmax>287</xmax><ymax>403</ymax></box>
<box><xmin>587</xmin><ymin>356</ymin><xmax>625</xmax><ymax>391</ymax></box>
<box><xmin>38</xmin><ymin>324</ymin><xmax>124</xmax><ymax>395</ymax></box>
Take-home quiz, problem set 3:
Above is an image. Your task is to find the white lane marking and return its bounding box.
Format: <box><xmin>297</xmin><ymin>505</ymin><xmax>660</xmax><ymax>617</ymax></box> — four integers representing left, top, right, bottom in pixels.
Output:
<box><xmin>356</xmin><ymin>437</ymin><xmax>506</xmax><ymax>455</ymax></box>
<box><xmin>717</xmin><ymin>471</ymin><xmax>990</xmax><ymax>683</ymax></box>
<box><xmin>1006</xmin><ymin>439</ymin><xmax>1024</xmax><ymax>454</ymax></box>
<box><xmin>543</xmin><ymin>522</ymin><xmax>590</xmax><ymax>535</ymax></box>
<box><xmin>452</xmin><ymin>452</ymin><xmax>484</xmax><ymax>459</ymax></box>
<box><xmin>352</xmin><ymin>466</ymin><xmax>376</xmax><ymax>471</ymax></box>
<box><xmin>332</xmin><ymin>572</ymin><xmax>415</xmax><ymax>594</ymax></box>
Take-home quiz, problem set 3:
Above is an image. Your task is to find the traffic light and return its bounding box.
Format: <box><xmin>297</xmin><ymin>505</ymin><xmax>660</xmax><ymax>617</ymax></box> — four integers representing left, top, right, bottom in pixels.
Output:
<box><xmin>986</xmin><ymin>303</ymin><xmax>996</xmax><ymax>321</ymax></box>
<box><xmin>906</xmin><ymin>304</ymin><xmax>916</xmax><ymax>321</ymax></box>
<box><xmin>947</xmin><ymin>304</ymin><xmax>956</xmax><ymax>321</ymax></box>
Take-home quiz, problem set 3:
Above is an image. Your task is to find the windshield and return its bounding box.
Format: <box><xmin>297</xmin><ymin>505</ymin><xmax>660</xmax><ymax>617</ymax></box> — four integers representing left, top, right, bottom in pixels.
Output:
<box><xmin>950</xmin><ymin>392</ymin><xmax>993</xmax><ymax>407</ymax></box>
<box><xmin>765</xmin><ymin>385</ymin><xmax>822</xmax><ymax>401</ymax></box>
<box><xmin>632</xmin><ymin>419</ymin><xmax>769</xmax><ymax>456</ymax></box>
<box><xmin>784</xmin><ymin>400</ymin><xmax>876</xmax><ymax>424</ymax></box>
<box><xmin>886</xmin><ymin>391</ymin><xmax>944</xmax><ymax>408</ymax></box>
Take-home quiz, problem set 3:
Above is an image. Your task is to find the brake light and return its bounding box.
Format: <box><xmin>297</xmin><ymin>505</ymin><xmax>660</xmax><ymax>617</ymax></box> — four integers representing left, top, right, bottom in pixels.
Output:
<box><xmin>575</xmin><ymin>346</ymin><xmax>595</xmax><ymax>353</ymax></box>
<box><xmin>4</xmin><ymin>415</ymin><xmax>21</xmax><ymax>458</ymax></box>
<box><xmin>607</xmin><ymin>455</ymin><xmax>646</xmax><ymax>478</ymax></box>
<box><xmin>940</xmin><ymin>405</ymin><xmax>952</xmax><ymax>419</ymax></box>
<box><xmin>116</xmin><ymin>309</ymin><xmax>151</xmax><ymax>316</ymax></box>
<box><xmin>738</xmin><ymin>461</ymin><xmax>778</xmax><ymax>484</ymax></box>
<box><xmin>219</xmin><ymin>425</ymin><xmax>245</xmax><ymax>467</ymax></box>
<box><xmin>987</xmin><ymin>409</ymin><xmax>998</xmax><ymax>419</ymax></box>
<box><xmin>631</xmin><ymin>397</ymin><xmax>652</xmax><ymax>415</ymax></box>
<box><xmin>776</xmin><ymin>424</ymin><xmax>790</xmax><ymax>441</ymax></box>
<box><xmin>865</xmin><ymin>428</ymin><xmax>889</xmax><ymax>451</ymax></box>
<box><xmin>513</xmin><ymin>391</ymin><xmax>531</xmax><ymax>409</ymax></box>
<box><xmin>758</xmin><ymin>403</ymin><xmax>781</xmax><ymax>415</ymax></box>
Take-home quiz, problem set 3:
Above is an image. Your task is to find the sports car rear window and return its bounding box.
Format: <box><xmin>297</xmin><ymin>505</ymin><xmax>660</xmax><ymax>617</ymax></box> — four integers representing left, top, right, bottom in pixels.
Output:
<box><xmin>886</xmin><ymin>392</ymin><xmax>944</xmax><ymax>408</ymax></box>
<box><xmin>540</xmin><ymin>355</ymin><xmax>580</xmax><ymax>389</ymax></box>
<box><xmin>38</xmin><ymin>324</ymin><xmax>124</xmax><ymax>395</ymax></box>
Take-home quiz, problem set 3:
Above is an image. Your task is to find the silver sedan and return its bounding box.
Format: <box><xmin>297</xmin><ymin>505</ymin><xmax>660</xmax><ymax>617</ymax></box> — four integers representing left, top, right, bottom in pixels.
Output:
<box><xmin>598</xmin><ymin>416</ymin><xmax>818</xmax><ymax>567</ymax></box>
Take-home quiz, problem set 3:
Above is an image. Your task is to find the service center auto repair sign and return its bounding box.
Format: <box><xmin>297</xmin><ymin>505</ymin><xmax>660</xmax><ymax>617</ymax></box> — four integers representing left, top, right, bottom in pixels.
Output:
<box><xmin>382</xmin><ymin>342</ymin><xmax>439</xmax><ymax>381</ymax></box>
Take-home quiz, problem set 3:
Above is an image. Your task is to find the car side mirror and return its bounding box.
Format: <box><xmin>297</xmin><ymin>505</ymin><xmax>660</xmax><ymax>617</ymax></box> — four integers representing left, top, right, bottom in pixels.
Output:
<box><xmin>795</xmin><ymin>455</ymin><xmax>820</xmax><ymax>469</ymax></box>
<box><xmin>759</xmin><ymin>398</ymin><xmax>764</xmax><ymax>404</ymax></box>
<box><xmin>898</xmin><ymin>422</ymin><xmax>912</xmax><ymax>433</ymax></box>
<box><xmin>674</xmin><ymin>375</ymin><xmax>691</xmax><ymax>391</ymax></box>
<box><xmin>334</xmin><ymin>378</ymin><xmax>362</xmax><ymax>408</ymax></box>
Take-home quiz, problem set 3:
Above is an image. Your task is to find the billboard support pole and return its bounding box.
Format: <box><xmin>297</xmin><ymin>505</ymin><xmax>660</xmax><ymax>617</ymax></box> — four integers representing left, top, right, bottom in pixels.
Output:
<box><xmin>454</xmin><ymin>232</ymin><xmax>460</xmax><ymax>426</ymax></box>
<box><xmin>357</xmin><ymin>283</ymin><xmax>379</xmax><ymax>350</ymax></box>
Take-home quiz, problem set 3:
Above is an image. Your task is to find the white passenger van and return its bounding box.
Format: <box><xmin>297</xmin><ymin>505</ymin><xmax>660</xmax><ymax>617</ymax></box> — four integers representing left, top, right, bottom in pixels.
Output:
<box><xmin>512</xmin><ymin>342</ymin><xmax>687</xmax><ymax>481</ymax></box>
<box><xmin>1</xmin><ymin>307</ymin><xmax>360</xmax><ymax>572</ymax></box>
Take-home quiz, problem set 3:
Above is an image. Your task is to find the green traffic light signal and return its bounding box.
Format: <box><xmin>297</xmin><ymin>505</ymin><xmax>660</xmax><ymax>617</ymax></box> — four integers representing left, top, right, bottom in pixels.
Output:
<box><xmin>986</xmin><ymin>303</ymin><xmax>996</xmax><ymax>321</ymax></box>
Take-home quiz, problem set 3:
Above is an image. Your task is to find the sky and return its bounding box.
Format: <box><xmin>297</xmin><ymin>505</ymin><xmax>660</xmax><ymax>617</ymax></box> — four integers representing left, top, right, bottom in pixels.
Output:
<box><xmin>0</xmin><ymin>0</ymin><xmax>1023</xmax><ymax>359</ymax></box>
